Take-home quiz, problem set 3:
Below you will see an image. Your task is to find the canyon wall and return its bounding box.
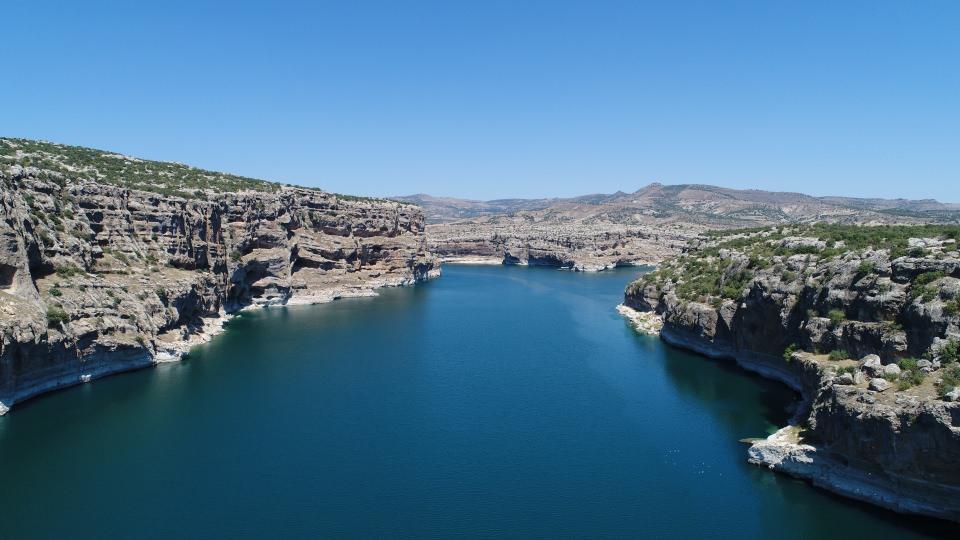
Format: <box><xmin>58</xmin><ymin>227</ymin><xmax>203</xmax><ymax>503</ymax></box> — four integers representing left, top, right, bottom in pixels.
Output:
<box><xmin>624</xmin><ymin>227</ymin><xmax>960</xmax><ymax>521</ymax></box>
<box><xmin>0</xmin><ymin>165</ymin><xmax>438</xmax><ymax>414</ymax></box>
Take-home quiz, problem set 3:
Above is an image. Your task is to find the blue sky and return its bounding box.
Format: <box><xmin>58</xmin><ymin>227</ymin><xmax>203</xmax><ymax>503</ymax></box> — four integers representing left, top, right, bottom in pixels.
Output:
<box><xmin>3</xmin><ymin>1</ymin><xmax>958</xmax><ymax>201</ymax></box>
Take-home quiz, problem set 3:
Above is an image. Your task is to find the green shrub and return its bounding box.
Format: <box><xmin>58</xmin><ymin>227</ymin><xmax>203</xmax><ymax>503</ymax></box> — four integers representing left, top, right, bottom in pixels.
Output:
<box><xmin>828</xmin><ymin>349</ymin><xmax>850</xmax><ymax>361</ymax></box>
<box><xmin>856</xmin><ymin>260</ymin><xmax>876</xmax><ymax>276</ymax></box>
<box><xmin>939</xmin><ymin>366</ymin><xmax>960</xmax><ymax>397</ymax></box>
<box><xmin>827</xmin><ymin>309</ymin><xmax>846</xmax><ymax>325</ymax></box>
<box><xmin>940</xmin><ymin>339</ymin><xmax>959</xmax><ymax>364</ymax></box>
<box><xmin>913</xmin><ymin>271</ymin><xmax>945</xmax><ymax>289</ymax></box>
<box><xmin>783</xmin><ymin>343</ymin><xmax>799</xmax><ymax>363</ymax></box>
<box><xmin>46</xmin><ymin>305</ymin><xmax>69</xmax><ymax>327</ymax></box>
<box><xmin>54</xmin><ymin>264</ymin><xmax>82</xmax><ymax>278</ymax></box>
<box><xmin>49</xmin><ymin>287</ymin><xmax>62</xmax><ymax>297</ymax></box>
<box><xmin>898</xmin><ymin>358</ymin><xmax>919</xmax><ymax>372</ymax></box>
<box><xmin>898</xmin><ymin>369</ymin><xmax>925</xmax><ymax>391</ymax></box>
<box><xmin>748</xmin><ymin>255</ymin><xmax>771</xmax><ymax>270</ymax></box>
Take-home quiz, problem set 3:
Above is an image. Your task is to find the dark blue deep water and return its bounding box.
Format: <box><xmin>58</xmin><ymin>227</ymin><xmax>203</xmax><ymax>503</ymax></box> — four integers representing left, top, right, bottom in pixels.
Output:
<box><xmin>0</xmin><ymin>265</ymin><xmax>953</xmax><ymax>538</ymax></box>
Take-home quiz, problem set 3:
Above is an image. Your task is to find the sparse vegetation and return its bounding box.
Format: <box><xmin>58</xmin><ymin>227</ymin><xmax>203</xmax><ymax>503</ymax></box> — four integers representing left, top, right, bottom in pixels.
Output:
<box><xmin>940</xmin><ymin>339</ymin><xmax>959</xmax><ymax>364</ymax></box>
<box><xmin>705</xmin><ymin>223</ymin><xmax>960</xmax><ymax>260</ymax></box>
<box><xmin>46</xmin><ymin>305</ymin><xmax>69</xmax><ymax>327</ymax></box>
<box><xmin>939</xmin><ymin>365</ymin><xmax>960</xmax><ymax>398</ymax></box>
<box><xmin>1</xmin><ymin>137</ymin><xmax>281</xmax><ymax>198</ymax></box>
<box><xmin>882</xmin><ymin>371</ymin><xmax>900</xmax><ymax>383</ymax></box>
<box><xmin>54</xmin><ymin>264</ymin><xmax>83</xmax><ymax>278</ymax></box>
<box><xmin>836</xmin><ymin>365</ymin><xmax>857</xmax><ymax>375</ymax></box>
<box><xmin>896</xmin><ymin>358</ymin><xmax>927</xmax><ymax>390</ymax></box>
<box><xmin>828</xmin><ymin>349</ymin><xmax>850</xmax><ymax>361</ymax></box>
<box><xmin>827</xmin><ymin>309</ymin><xmax>846</xmax><ymax>325</ymax></box>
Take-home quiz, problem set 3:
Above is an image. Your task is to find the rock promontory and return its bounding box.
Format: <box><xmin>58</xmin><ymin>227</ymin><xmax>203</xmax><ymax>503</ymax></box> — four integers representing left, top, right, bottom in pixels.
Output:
<box><xmin>624</xmin><ymin>224</ymin><xmax>960</xmax><ymax>522</ymax></box>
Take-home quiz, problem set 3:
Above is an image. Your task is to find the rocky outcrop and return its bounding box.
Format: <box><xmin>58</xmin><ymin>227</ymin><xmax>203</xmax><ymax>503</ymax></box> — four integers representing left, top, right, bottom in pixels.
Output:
<box><xmin>399</xmin><ymin>185</ymin><xmax>960</xmax><ymax>271</ymax></box>
<box><xmin>0</xmin><ymin>164</ymin><xmax>438</xmax><ymax>414</ymax></box>
<box><xmin>427</xmin><ymin>219</ymin><xmax>693</xmax><ymax>271</ymax></box>
<box><xmin>624</xmin><ymin>225</ymin><xmax>960</xmax><ymax>522</ymax></box>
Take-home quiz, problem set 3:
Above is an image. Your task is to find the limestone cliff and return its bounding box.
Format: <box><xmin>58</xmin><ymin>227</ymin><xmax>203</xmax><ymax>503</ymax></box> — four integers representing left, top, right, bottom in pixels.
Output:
<box><xmin>624</xmin><ymin>224</ymin><xmax>960</xmax><ymax>522</ymax></box>
<box><xmin>426</xmin><ymin>219</ymin><xmax>692</xmax><ymax>271</ymax></box>
<box><xmin>0</xmin><ymin>139</ymin><xmax>438</xmax><ymax>414</ymax></box>
<box><xmin>397</xmin><ymin>185</ymin><xmax>960</xmax><ymax>272</ymax></box>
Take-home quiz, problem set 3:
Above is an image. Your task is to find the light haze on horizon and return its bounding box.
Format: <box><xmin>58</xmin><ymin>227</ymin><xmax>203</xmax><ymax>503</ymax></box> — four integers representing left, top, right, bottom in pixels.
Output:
<box><xmin>3</xmin><ymin>1</ymin><xmax>958</xmax><ymax>203</ymax></box>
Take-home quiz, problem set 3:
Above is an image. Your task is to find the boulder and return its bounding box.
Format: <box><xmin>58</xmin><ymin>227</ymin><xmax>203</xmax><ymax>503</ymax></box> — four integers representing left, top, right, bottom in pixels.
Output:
<box><xmin>860</xmin><ymin>355</ymin><xmax>883</xmax><ymax>376</ymax></box>
<box><xmin>882</xmin><ymin>364</ymin><xmax>902</xmax><ymax>378</ymax></box>
<box><xmin>836</xmin><ymin>373</ymin><xmax>855</xmax><ymax>385</ymax></box>
<box><xmin>869</xmin><ymin>378</ymin><xmax>891</xmax><ymax>392</ymax></box>
<box><xmin>943</xmin><ymin>388</ymin><xmax>960</xmax><ymax>402</ymax></box>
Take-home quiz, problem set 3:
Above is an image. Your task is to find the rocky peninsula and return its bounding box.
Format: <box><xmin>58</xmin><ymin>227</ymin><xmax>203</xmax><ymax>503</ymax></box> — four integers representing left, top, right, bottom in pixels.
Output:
<box><xmin>623</xmin><ymin>224</ymin><xmax>960</xmax><ymax>522</ymax></box>
<box><xmin>0</xmin><ymin>138</ymin><xmax>438</xmax><ymax>414</ymax></box>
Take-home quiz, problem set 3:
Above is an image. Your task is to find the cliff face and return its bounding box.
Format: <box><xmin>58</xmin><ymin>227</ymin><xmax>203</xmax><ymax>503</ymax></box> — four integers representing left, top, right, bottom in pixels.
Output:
<box><xmin>398</xmin><ymin>184</ymin><xmax>960</xmax><ymax>272</ymax></box>
<box><xmin>624</xmin><ymin>225</ymin><xmax>960</xmax><ymax>521</ymax></box>
<box><xmin>427</xmin><ymin>219</ymin><xmax>693</xmax><ymax>271</ymax></box>
<box><xmin>0</xmin><ymin>163</ymin><xmax>437</xmax><ymax>415</ymax></box>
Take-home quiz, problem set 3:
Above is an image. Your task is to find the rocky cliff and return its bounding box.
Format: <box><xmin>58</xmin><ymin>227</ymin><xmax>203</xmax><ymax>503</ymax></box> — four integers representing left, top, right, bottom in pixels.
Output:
<box><xmin>0</xmin><ymin>138</ymin><xmax>438</xmax><ymax>414</ymax></box>
<box><xmin>398</xmin><ymin>185</ymin><xmax>960</xmax><ymax>272</ymax></box>
<box><xmin>426</xmin><ymin>218</ymin><xmax>693</xmax><ymax>271</ymax></box>
<box><xmin>623</xmin><ymin>224</ymin><xmax>960</xmax><ymax>522</ymax></box>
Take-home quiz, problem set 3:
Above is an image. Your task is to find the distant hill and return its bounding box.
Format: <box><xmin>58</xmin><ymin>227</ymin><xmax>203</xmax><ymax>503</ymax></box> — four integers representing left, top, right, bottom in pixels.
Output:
<box><xmin>396</xmin><ymin>183</ymin><xmax>960</xmax><ymax>226</ymax></box>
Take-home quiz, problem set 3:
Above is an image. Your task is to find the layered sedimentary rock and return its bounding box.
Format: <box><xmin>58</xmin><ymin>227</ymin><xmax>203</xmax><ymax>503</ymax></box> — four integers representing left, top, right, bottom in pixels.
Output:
<box><xmin>398</xmin><ymin>185</ymin><xmax>960</xmax><ymax>272</ymax></box>
<box><xmin>426</xmin><ymin>219</ymin><xmax>692</xmax><ymax>271</ymax></box>
<box><xmin>624</xmin><ymin>226</ymin><xmax>960</xmax><ymax>521</ymax></box>
<box><xmin>0</xmin><ymin>162</ymin><xmax>437</xmax><ymax>414</ymax></box>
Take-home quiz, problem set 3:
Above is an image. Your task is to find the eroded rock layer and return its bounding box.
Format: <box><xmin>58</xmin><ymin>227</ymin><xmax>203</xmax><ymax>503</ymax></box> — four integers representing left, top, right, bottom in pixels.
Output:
<box><xmin>624</xmin><ymin>225</ymin><xmax>960</xmax><ymax>522</ymax></box>
<box><xmin>0</xmin><ymin>165</ymin><xmax>437</xmax><ymax>414</ymax></box>
<box><xmin>427</xmin><ymin>219</ymin><xmax>693</xmax><ymax>271</ymax></box>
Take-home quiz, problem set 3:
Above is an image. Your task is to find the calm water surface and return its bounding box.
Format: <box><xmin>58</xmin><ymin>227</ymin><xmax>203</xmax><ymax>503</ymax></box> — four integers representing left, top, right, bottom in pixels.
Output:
<box><xmin>0</xmin><ymin>265</ymin><xmax>953</xmax><ymax>538</ymax></box>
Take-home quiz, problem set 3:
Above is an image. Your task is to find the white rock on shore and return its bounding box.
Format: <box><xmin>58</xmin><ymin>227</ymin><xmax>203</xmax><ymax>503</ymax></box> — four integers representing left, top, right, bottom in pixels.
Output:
<box><xmin>616</xmin><ymin>304</ymin><xmax>663</xmax><ymax>335</ymax></box>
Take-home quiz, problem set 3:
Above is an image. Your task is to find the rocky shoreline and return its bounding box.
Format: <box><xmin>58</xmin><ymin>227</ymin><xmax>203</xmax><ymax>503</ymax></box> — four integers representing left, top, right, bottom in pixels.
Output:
<box><xmin>623</xmin><ymin>224</ymin><xmax>960</xmax><ymax>523</ymax></box>
<box><xmin>0</xmin><ymin>141</ymin><xmax>439</xmax><ymax>415</ymax></box>
<box><xmin>424</xmin><ymin>220</ymin><xmax>691</xmax><ymax>272</ymax></box>
<box><xmin>657</xmin><ymin>325</ymin><xmax>960</xmax><ymax>522</ymax></box>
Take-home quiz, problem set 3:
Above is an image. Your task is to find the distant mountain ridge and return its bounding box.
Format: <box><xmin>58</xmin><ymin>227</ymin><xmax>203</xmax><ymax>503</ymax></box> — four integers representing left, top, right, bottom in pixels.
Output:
<box><xmin>396</xmin><ymin>183</ymin><xmax>960</xmax><ymax>226</ymax></box>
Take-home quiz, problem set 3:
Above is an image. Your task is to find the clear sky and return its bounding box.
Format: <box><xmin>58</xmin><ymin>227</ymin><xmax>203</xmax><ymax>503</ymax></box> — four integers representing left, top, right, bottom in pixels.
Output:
<box><xmin>3</xmin><ymin>1</ymin><xmax>958</xmax><ymax>202</ymax></box>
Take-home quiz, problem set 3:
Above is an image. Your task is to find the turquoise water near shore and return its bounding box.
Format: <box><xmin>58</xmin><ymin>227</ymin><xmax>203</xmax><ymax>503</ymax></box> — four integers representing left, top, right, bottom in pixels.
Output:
<box><xmin>0</xmin><ymin>265</ymin><xmax>952</xmax><ymax>538</ymax></box>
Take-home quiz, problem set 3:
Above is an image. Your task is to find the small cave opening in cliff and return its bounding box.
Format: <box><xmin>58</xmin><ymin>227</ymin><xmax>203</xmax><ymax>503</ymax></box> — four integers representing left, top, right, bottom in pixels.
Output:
<box><xmin>291</xmin><ymin>257</ymin><xmax>335</xmax><ymax>273</ymax></box>
<box><xmin>0</xmin><ymin>263</ymin><xmax>16</xmax><ymax>289</ymax></box>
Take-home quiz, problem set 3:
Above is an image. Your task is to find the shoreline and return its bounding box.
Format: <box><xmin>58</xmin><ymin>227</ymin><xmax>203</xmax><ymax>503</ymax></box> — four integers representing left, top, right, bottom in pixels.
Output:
<box><xmin>441</xmin><ymin>256</ymin><xmax>657</xmax><ymax>273</ymax></box>
<box><xmin>0</xmin><ymin>268</ymin><xmax>441</xmax><ymax>416</ymax></box>
<box><xmin>651</xmin><ymin>323</ymin><xmax>960</xmax><ymax>523</ymax></box>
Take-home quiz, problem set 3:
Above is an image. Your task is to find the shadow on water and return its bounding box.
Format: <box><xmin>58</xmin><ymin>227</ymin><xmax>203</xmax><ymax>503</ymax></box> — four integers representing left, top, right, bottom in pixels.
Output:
<box><xmin>648</xmin><ymin>335</ymin><xmax>957</xmax><ymax>539</ymax></box>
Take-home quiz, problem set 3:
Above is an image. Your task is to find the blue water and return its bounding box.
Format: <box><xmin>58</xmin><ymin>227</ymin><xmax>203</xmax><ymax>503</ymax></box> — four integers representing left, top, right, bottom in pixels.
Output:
<box><xmin>0</xmin><ymin>265</ymin><xmax>952</xmax><ymax>538</ymax></box>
